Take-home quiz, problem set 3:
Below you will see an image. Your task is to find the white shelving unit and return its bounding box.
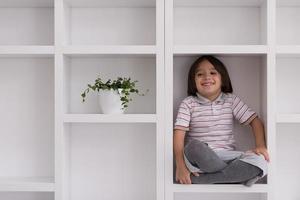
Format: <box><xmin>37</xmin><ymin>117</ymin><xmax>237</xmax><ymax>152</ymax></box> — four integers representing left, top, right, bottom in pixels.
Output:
<box><xmin>166</xmin><ymin>0</ymin><xmax>277</xmax><ymax>200</ymax></box>
<box><xmin>275</xmin><ymin>1</ymin><xmax>300</xmax><ymax>200</ymax></box>
<box><xmin>0</xmin><ymin>0</ymin><xmax>299</xmax><ymax>200</ymax></box>
<box><xmin>0</xmin><ymin>1</ymin><xmax>55</xmax><ymax>198</ymax></box>
<box><xmin>54</xmin><ymin>1</ymin><xmax>164</xmax><ymax>200</ymax></box>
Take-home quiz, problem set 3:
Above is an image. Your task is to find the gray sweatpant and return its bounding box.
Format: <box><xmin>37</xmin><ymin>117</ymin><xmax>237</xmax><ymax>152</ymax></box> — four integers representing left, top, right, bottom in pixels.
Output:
<box><xmin>183</xmin><ymin>139</ymin><xmax>262</xmax><ymax>186</ymax></box>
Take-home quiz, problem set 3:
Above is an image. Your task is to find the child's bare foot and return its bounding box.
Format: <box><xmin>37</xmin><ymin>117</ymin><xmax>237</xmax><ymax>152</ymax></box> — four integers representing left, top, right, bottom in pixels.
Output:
<box><xmin>192</xmin><ymin>172</ymin><xmax>200</xmax><ymax>177</ymax></box>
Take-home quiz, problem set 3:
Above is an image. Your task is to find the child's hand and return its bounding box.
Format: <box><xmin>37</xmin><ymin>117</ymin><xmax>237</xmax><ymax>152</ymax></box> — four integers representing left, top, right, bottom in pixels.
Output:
<box><xmin>253</xmin><ymin>146</ymin><xmax>270</xmax><ymax>162</ymax></box>
<box><xmin>176</xmin><ymin>165</ymin><xmax>192</xmax><ymax>184</ymax></box>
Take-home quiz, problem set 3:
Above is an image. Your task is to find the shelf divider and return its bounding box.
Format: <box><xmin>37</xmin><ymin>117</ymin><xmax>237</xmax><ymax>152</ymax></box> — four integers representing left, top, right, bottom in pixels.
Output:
<box><xmin>276</xmin><ymin>45</ymin><xmax>300</xmax><ymax>55</ymax></box>
<box><xmin>172</xmin><ymin>184</ymin><xmax>268</xmax><ymax>193</ymax></box>
<box><xmin>0</xmin><ymin>46</ymin><xmax>54</xmax><ymax>56</ymax></box>
<box><xmin>277</xmin><ymin>114</ymin><xmax>300</xmax><ymax>123</ymax></box>
<box><xmin>62</xmin><ymin>45</ymin><xmax>156</xmax><ymax>55</ymax></box>
<box><xmin>64</xmin><ymin>114</ymin><xmax>157</xmax><ymax>123</ymax></box>
<box><xmin>0</xmin><ymin>177</ymin><xmax>54</xmax><ymax>192</ymax></box>
<box><xmin>173</xmin><ymin>45</ymin><xmax>268</xmax><ymax>55</ymax></box>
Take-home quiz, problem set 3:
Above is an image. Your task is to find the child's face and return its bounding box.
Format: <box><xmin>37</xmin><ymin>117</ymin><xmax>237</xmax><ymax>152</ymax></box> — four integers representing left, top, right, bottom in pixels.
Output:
<box><xmin>195</xmin><ymin>60</ymin><xmax>222</xmax><ymax>101</ymax></box>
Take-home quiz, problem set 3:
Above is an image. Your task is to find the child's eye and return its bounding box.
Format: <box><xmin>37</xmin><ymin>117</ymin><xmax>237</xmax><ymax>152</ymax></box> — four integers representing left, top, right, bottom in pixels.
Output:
<box><xmin>210</xmin><ymin>71</ymin><xmax>218</xmax><ymax>75</ymax></box>
<box><xmin>196</xmin><ymin>73</ymin><xmax>203</xmax><ymax>77</ymax></box>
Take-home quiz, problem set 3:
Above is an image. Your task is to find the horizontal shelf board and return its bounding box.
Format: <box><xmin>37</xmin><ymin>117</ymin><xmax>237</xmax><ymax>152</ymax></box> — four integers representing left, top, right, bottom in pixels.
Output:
<box><xmin>276</xmin><ymin>45</ymin><xmax>300</xmax><ymax>55</ymax></box>
<box><xmin>174</xmin><ymin>0</ymin><xmax>265</xmax><ymax>7</ymax></box>
<box><xmin>0</xmin><ymin>177</ymin><xmax>54</xmax><ymax>192</ymax></box>
<box><xmin>62</xmin><ymin>45</ymin><xmax>156</xmax><ymax>55</ymax></box>
<box><xmin>172</xmin><ymin>184</ymin><xmax>268</xmax><ymax>193</ymax></box>
<box><xmin>173</xmin><ymin>45</ymin><xmax>268</xmax><ymax>55</ymax></box>
<box><xmin>277</xmin><ymin>114</ymin><xmax>300</xmax><ymax>123</ymax></box>
<box><xmin>0</xmin><ymin>0</ymin><xmax>53</xmax><ymax>7</ymax></box>
<box><xmin>64</xmin><ymin>114</ymin><xmax>157</xmax><ymax>123</ymax></box>
<box><xmin>0</xmin><ymin>46</ymin><xmax>54</xmax><ymax>57</ymax></box>
<box><xmin>64</xmin><ymin>0</ymin><xmax>155</xmax><ymax>7</ymax></box>
<box><xmin>277</xmin><ymin>0</ymin><xmax>300</xmax><ymax>7</ymax></box>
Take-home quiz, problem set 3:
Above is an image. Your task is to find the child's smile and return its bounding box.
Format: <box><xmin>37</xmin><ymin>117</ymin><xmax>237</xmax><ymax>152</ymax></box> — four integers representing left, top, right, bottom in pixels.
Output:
<box><xmin>201</xmin><ymin>81</ymin><xmax>215</xmax><ymax>87</ymax></box>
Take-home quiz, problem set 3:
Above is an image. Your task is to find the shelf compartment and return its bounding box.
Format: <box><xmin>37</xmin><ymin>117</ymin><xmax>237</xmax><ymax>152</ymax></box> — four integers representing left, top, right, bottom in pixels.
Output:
<box><xmin>174</xmin><ymin>45</ymin><xmax>268</xmax><ymax>55</ymax></box>
<box><xmin>276</xmin><ymin>124</ymin><xmax>300</xmax><ymax>200</ymax></box>
<box><xmin>0</xmin><ymin>192</ymin><xmax>54</xmax><ymax>200</ymax></box>
<box><xmin>173</xmin><ymin>54</ymin><xmax>268</xmax><ymax>151</ymax></box>
<box><xmin>63</xmin><ymin>0</ymin><xmax>156</xmax><ymax>45</ymax></box>
<box><xmin>174</xmin><ymin>192</ymin><xmax>267</xmax><ymax>200</ymax></box>
<box><xmin>65</xmin><ymin>123</ymin><xmax>156</xmax><ymax>200</ymax></box>
<box><xmin>170</xmin><ymin>54</ymin><xmax>268</xmax><ymax>188</ymax></box>
<box><xmin>0</xmin><ymin>57</ymin><xmax>54</xmax><ymax>183</ymax></box>
<box><xmin>276</xmin><ymin>56</ymin><xmax>300</xmax><ymax>114</ymax></box>
<box><xmin>277</xmin><ymin>0</ymin><xmax>300</xmax><ymax>45</ymax></box>
<box><xmin>64</xmin><ymin>114</ymin><xmax>157</xmax><ymax>123</ymax></box>
<box><xmin>62</xmin><ymin>45</ymin><xmax>156</xmax><ymax>55</ymax></box>
<box><xmin>0</xmin><ymin>177</ymin><xmax>54</xmax><ymax>192</ymax></box>
<box><xmin>173</xmin><ymin>0</ymin><xmax>267</xmax><ymax>45</ymax></box>
<box><xmin>0</xmin><ymin>2</ymin><xmax>54</xmax><ymax>45</ymax></box>
<box><xmin>63</xmin><ymin>54</ymin><xmax>156</xmax><ymax>114</ymax></box>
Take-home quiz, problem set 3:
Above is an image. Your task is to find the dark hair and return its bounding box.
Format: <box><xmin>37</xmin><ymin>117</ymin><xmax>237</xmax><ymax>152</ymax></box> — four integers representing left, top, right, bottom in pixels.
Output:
<box><xmin>187</xmin><ymin>55</ymin><xmax>233</xmax><ymax>96</ymax></box>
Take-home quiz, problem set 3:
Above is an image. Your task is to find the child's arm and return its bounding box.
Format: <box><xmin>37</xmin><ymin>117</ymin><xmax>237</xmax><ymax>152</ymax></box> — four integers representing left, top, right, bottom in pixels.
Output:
<box><xmin>250</xmin><ymin>117</ymin><xmax>270</xmax><ymax>162</ymax></box>
<box><xmin>174</xmin><ymin>129</ymin><xmax>192</xmax><ymax>184</ymax></box>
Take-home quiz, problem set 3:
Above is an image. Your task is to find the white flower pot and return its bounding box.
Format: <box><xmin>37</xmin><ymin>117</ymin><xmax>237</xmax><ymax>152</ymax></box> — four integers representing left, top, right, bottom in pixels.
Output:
<box><xmin>98</xmin><ymin>89</ymin><xmax>124</xmax><ymax>114</ymax></box>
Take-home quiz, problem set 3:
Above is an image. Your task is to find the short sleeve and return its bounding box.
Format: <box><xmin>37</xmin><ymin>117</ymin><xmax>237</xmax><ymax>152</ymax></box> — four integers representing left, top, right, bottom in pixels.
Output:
<box><xmin>231</xmin><ymin>95</ymin><xmax>258</xmax><ymax>125</ymax></box>
<box><xmin>174</xmin><ymin>100</ymin><xmax>191</xmax><ymax>131</ymax></box>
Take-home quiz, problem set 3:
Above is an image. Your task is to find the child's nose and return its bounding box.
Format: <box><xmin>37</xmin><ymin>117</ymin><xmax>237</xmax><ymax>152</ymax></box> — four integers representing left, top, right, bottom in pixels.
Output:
<box><xmin>203</xmin><ymin>73</ymin><xmax>211</xmax><ymax>79</ymax></box>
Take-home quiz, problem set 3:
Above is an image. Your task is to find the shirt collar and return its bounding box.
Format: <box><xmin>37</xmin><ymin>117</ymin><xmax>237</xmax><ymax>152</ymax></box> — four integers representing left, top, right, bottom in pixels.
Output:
<box><xmin>195</xmin><ymin>92</ymin><xmax>224</xmax><ymax>104</ymax></box>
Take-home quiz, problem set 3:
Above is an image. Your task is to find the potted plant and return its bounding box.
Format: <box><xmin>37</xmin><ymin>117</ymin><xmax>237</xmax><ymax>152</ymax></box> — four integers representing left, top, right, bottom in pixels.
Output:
<box><xmin>81</xmin><ymin>76</ymin><xmax>146</xmax><ymax>114</ymax></box>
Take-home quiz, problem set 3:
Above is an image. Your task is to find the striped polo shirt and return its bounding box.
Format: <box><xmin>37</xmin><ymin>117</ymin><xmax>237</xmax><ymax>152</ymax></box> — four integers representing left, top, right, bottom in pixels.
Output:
<box><xmin>174</xmin><ymin>92</ymin><xmax>257</xmax><ymax>151</ymax></box>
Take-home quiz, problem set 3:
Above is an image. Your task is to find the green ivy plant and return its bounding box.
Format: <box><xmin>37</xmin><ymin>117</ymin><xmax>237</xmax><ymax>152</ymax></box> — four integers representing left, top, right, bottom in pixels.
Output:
<box><xmin>81</xmin><ymin>76</ymin><xmax>147</xmax><ymax>110</ymax></box>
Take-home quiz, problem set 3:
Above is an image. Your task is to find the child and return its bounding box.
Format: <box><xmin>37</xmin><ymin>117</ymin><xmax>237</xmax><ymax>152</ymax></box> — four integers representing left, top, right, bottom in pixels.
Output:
<box><xmin>174</xmin><ymin>55</ymin><xmax>269</xmax><ymax>186</ymax></box>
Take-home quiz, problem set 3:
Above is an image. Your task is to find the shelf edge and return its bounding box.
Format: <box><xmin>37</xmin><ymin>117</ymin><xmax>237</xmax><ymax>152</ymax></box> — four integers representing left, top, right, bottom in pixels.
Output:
<box><xmin>173</xmin><ymin>45</ymin><xmax>268</xmax><ymax>55</ymax></box>
<box><xmin>62</xmin><ymin>45</ymin><xmax>156</xmax><ymax>55</ymax></box>
<box><xmin>63</xmin><ymin>114</ymin><xmax>157</xmax><ymax>123</ymax></box>
<box><xmin>276</xmin><ymin>114</ymin><xmax>300</xmax><ymax>123</ymax></box>
<box><xmin>171</xmin><ymin>184</ymin><xmax>268</xmax><ymax>193</ymax></box>
<box><xmin>0</xmin><ymin>46</ymin><xmax>54</xmax><ymax>56</ymax></box>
